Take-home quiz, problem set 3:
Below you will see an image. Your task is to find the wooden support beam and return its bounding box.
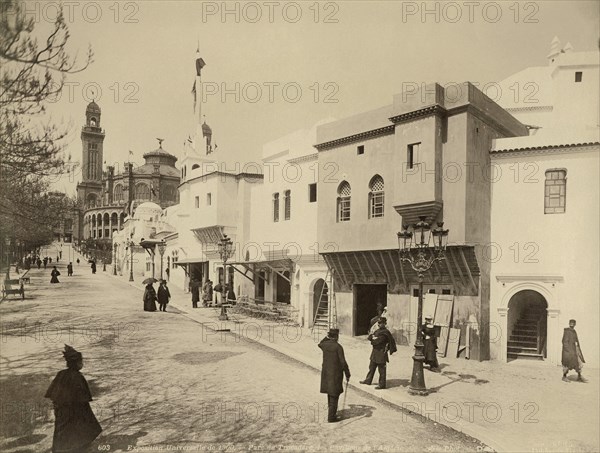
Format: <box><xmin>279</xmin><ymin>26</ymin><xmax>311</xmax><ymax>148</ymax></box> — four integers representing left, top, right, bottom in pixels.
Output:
<box><xmin>264</xmin><ymin>263</ymin><xmax>291</xmax><ymax>283</ymax></box>
<box><xmin>448</xmin><ymin>249</ymin><xmax>466</xmax><ymax>294</ymax></box>
<box><xmin>356</xmin><ymin>252</ymin><xmax>374</xmax><ymax>280</ymax></box>
<box><xmin>459</xmin><ymin>247</ymin><xmax>478</xmax><ymax>294</ymax></box>
<box><xmin>387</xmin><ymin>250</ymin><xmax>405</xmax><ymax>291</ymax></box>
<box><xmin>369</xmin><ymin>250</ymin><xmax>389</xmax><ymax>283</ymax></box>
<box><xmin>329</xmin><ymin>254</ymin><xmax>350</xmax><ymax>289</ymax></box>
<box><xmin>343</xmin><ymin>253</ymin><xmax>360</xmax><ymax>282</ymax></box>
<box><xmin>230</xmin><ymin>264</ymin><xmax>254</xmax><ymax>283</ymax></box>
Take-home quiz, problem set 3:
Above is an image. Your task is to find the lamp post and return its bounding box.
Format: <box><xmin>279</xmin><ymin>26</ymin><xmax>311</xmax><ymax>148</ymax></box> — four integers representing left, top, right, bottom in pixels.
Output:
<box><xmin>128</xmin><ymin>234</ymin><xmax>135</xmax><ymax>282</ymax></box>
<box><xmin>157</xmin><ymin>240</ymin><xmax>166</xmax><ymax>280</ymax></box>
<box><xmin>397</xmin><ymin>216</ymin><xmax>449</xmax><ymax>396</ymax></box>
<box><xmin>217</xmin><ymin>234</ymin><xmax>234</xmax><ymax>321</ymax></box>
<box><xmin>113</xmin><ymin>243</ymin><xmax>118</xmax><ymax>276</ymax></box>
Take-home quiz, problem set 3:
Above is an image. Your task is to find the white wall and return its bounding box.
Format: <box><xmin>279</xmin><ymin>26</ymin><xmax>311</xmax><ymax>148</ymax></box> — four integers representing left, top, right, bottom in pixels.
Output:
<box><xmin>490</xmin><ymin>146</ymin><xmax>600</xmax><ymax>367</ymax></box>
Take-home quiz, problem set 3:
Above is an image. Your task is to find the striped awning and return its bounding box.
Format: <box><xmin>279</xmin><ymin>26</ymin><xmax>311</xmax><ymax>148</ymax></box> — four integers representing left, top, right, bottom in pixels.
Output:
<box><xmin>322</xmin><ymin>246</ymin><xmax>480</xmax><ymax>296</ymax></box>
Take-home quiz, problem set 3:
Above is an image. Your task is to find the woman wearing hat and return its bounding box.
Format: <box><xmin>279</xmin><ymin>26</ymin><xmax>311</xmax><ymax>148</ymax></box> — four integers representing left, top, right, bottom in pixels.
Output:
<box><xmin>45</xmin><ymin>345</ymin><xmax>102</xmax><ymax>452</ymax></box>
<box><xmin>422</xmin><ymin>316</ymin><xmax>439</xmax><ymax>371</ymax></box>
<box><xmin>50</xmin><ymin>266</ymin><xmax>61</xmax><ymax>284</ymax></box>
<box><xmin>143</xmin><ymin>281</ymin><xmax>158</xmax><ymax>312</ymax></box>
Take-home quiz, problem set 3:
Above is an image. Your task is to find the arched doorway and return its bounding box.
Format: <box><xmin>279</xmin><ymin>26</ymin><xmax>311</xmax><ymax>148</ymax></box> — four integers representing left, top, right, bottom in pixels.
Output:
<box><xmin>312</xmin><ymin>278</ymin><xmax>329</xmax><ymax>325</ymax></box>
<box><xmin>507</xmin><ymin>290</ymin><xmax>547</xmax><ymax>361</ymax></box>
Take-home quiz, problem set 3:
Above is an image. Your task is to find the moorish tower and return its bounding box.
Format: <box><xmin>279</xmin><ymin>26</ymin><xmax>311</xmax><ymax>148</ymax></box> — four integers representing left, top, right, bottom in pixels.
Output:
<box><xmin>77</xmin><ymin>101</ymin><xmax>105</xmax><ymax>209</ymax></box>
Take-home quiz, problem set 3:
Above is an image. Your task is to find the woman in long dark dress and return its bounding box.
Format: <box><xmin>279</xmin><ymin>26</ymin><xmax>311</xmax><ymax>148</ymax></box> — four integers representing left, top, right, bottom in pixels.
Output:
<box><xmin>45</xmin><ymin>345</ymin><xmax>102</xmax><ymax>452</ymax></box>
<box><xmin>422</xmin><ymin>316</ymin><xmax>439</xmax><ymax>370</ymax></box>
<box><xmin>143</xmin><ymin>283</ymin><xmax>158</xmax><ymax>312</ymax></box>
<box><xmin>50</xmin><ymin>266</ymin><xmax>61</xmax><ymax>284</ymax></box>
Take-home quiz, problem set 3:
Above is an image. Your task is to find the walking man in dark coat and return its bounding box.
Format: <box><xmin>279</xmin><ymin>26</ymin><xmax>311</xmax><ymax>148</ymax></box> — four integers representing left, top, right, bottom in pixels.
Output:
<box><xmin>318</xmin><ymin>328</ymin><xmax>350</xmax><ymax>423</ymax></box>
<box><xmin>67</xmin><ymin>262</ymin><xmax>73</xmax><ymax>276</ymax></box>
<box><xmin>157</xmin><ymin>280</ymin><xmax>171</xmax><ymax>312</ymax></box>
<box><xmin>562</xmin><ymin>319</ymin><xmax>585</xmax><ymax>382</ymax></box>
<box><xmin>360</xmin><ymin>317</ymin><xmax>397</xmax><ymax>389</ymax></box>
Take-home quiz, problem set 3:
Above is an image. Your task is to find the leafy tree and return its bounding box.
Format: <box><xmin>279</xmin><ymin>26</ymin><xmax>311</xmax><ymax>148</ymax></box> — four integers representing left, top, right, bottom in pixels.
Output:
<box><xmin>0</xmin><ymin>0</ymin><xmax>92</xmax><ymax>260</ymax></box>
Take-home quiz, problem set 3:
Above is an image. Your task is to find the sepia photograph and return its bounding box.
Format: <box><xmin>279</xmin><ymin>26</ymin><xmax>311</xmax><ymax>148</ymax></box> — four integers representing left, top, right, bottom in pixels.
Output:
<box><xmin>1</xmin><ymin>1</ymin><xmax>599</xmax><ymax>452</ymax></box>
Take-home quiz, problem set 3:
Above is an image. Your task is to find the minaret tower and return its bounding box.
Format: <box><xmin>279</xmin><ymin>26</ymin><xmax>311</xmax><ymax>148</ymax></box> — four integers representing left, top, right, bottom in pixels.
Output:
<box><xmin>81</xmin><ymin>100</ymin><xmax>105</xmax><ymax>182</ymax></box>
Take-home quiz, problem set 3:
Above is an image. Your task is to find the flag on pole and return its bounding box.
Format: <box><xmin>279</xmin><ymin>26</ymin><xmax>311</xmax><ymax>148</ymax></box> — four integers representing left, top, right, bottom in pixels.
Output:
<box><xmin>192</xmin><ymin>81</ymin><xmax>196</xmax><ymax>113</ymax></box>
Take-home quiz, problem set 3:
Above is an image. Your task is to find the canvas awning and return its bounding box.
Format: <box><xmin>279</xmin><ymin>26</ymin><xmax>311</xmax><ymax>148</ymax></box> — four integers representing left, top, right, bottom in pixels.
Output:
<box><xmin>226</xmin><ymin>258</ymin><xmax>294</xmax><ymax>283</ymax></box>
<box><xmin>173</xmin><ymin>257</ymin><xmax>206</xmax><ymax>266</ymax></box>
<box><xmin>322</xmin><ymin>246</ymin><xmax>480</xmax><ymax>296</ymax></box>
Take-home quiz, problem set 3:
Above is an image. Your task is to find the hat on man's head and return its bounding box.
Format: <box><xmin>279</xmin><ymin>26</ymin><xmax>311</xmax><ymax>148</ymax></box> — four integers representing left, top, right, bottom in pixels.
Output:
<box><xmin>62</xmin><ymin>344</ymin><xmax>82</xmax><ymax>362</ymax></box>
<box><xmin>328</xmin><ymin>328</ymin><xmax>340</xmax><ymax>338</ymax></box>
<box><xmin>569</xmin><ymin>319</ymin><xmax>576</xmax><ymax>324</ymax></box>
<box><xmin>425</xmin><ymin>315</ymin><xmax>433</xmax><ymax>320</ymax></box>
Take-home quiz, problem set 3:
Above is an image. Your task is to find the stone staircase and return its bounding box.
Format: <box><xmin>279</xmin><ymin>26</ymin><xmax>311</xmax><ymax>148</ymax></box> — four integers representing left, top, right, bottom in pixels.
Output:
<box><xmin>507</xmin><ymin>306</ymin><xmax>546</xmax><ymax>360</ymax></box>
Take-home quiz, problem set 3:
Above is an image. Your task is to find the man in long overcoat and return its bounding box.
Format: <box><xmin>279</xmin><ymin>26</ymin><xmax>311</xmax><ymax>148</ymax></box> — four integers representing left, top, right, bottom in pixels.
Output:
<box><xmin>562</xmin><ymin>319</ymin><xmax>585</xmax><ymax>382</ymax></box>
<box><xmin>318</xmin><ymin>328</ymin><xmax>351</xmax><ymax>423</ymax></box>
<box><xmin>360</xmin><ymin>317</ymin><xmax>397</xmax><ymax>389</ymax></box>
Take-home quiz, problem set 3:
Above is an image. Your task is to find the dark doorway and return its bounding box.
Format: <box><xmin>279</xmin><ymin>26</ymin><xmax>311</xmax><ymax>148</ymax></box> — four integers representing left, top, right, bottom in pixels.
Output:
<box><xmin>354</xmin><ymin>284</ymin><xmax>387</xmax><ymax>336</ymax></box>
<box><xmin>189</xmin><ymin>263</ymin><xmax>203</xmax><ymax>282</ymax></box>
<box><xmin>507</xmin><ymin>290</ymin><xmax>547</xmax><ymax>361</ymax></box>
<box><xmin>276</xmin><ymin>271</ymin><xmax>291</xmax><ymax>304</ymax></box>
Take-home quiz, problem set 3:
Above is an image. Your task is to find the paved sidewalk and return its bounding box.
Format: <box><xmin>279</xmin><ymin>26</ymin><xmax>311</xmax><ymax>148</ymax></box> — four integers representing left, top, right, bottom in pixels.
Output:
<box><xmin>118</xmin><ymin>276</ymin><xmax>599</xmax><ymax>453</ymax></box>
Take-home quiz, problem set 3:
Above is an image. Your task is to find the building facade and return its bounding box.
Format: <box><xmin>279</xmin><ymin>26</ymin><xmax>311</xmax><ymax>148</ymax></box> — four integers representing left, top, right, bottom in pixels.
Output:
<box><xmin>490</xmin><ymin>39</ymin><xmax>600</xmax><ymax>367</ymax></box>
<box><xmin>75</xmin><ymin>101</ymin><xmax>180</xmax><ymax>243</ymax></box>
<box><xmin>314</xmin><ymin>82</ymin><xmax>527</xmax><ymax>360</ymax></box>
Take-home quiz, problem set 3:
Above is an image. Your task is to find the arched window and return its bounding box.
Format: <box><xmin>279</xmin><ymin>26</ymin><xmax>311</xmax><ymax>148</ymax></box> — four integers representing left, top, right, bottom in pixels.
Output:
<box><xmin>337</xmin><ymin>181</ymin><xmax>351</xmax><ymax>222</ymax></box>
<box><xmin>368</xmin><ymin>175</ymin><xmax>385</xmax><ymax>219</ymax></box>
<box><xmin>114</xmin><ymin>184</ymin><xmax>124</xmax><ymax>203</ymax></box>
<box><xmin>284</xmin><ymin>190</ymin><xmax>291</xmax><ymax>220</ymax></box>
<box><xmin>192</xmin><ymin>164</ymin><xmax>200</xmax><ymax>170</ymax></box>
<box><xmin>135</xmin><ymin>183</ymin><xmax>151</xmax><ymax>201</ymax></box>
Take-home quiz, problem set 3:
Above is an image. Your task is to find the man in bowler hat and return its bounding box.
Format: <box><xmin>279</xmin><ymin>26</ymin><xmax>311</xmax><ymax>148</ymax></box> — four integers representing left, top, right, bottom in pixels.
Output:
<box><xmin>360</xmin><ymin>317</ymin><xmax>397</xmax><ymax>389</ymax></box>
<box><xmin>318</xmin><ymin>328</ymin><xmax>351</xmax><ymax>423</ymax></box>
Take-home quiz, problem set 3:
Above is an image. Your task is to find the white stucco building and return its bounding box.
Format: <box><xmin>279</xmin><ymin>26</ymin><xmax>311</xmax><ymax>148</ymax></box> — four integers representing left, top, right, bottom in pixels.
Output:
<box><xmin>490</xmin><ymin>38</ymin><xmax>600</xmax><ymax>367</ymax></box>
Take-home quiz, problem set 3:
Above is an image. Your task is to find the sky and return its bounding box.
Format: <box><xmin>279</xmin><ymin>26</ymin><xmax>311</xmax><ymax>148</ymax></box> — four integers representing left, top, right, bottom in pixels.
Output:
<box><xmin>24</xmin><ymin>0</ymin><xmax>599</xmax><ymax>195</ymax></box>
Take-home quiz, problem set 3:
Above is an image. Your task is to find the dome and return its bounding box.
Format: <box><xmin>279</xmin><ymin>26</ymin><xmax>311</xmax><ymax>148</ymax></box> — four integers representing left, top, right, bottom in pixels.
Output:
<box><xmin>86</xmin><ymin>101</ymin><xmax>101</xmax><ymax>114</ymax></box>
<box><xmin>202</xmin><ymin>121</ymin><xmax>212</xmax><ymax>135</ymax></box>
<box><xmin>133</xmin><ymin>202</ymin><xmax>162</xmax><ymax>220</ymax></box>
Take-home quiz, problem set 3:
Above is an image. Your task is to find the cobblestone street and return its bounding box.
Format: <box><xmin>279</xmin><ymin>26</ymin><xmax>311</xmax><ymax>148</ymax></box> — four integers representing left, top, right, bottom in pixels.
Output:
<box><xmin>0</xmin><ymin>260</ymin><xmax>487</xmax><ymax>452</ymax></box>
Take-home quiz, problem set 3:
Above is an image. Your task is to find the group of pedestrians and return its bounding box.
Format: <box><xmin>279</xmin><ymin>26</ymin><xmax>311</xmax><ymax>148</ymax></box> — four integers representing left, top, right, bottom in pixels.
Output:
<box><xmin>190</xmin><ymin>278</ymin><xmax>216</xmax><ymax>308</ymax></box>
<box><xmin>143</xmin><ymin>279</ymin><xmax>171</xmax><ymax>312</ymax></box>
<box><xmin>47</xmin><ymin>259</ymin><xmax>83</xmax><ymax>284</ymax></box>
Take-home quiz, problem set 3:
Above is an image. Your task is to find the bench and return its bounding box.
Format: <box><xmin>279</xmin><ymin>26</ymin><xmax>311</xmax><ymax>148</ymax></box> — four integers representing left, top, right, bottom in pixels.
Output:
<box><xmin>2</xmin><ymin>279</ymin><xmax>25</xmax><ymax>299</ymax></box>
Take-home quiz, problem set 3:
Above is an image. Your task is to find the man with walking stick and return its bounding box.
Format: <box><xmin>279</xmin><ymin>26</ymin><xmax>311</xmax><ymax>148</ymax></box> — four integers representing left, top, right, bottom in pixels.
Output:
<box><xmin>318</xmin><ymin>328</ymin><xmax>351</xmax><ymax>423</ymax></box>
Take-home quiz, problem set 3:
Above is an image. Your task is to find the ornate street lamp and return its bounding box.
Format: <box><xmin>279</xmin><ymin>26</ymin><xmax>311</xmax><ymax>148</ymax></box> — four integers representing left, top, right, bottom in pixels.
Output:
<box><xmin>157</xmin><ymin>240</ymin><xmax>166</xmax><ymax>280</ymax></box>
<box><xmin>127</xmin><ymin>233</ymin><xmax>135</xmax><ymax>282</ymax></box>
<box><xmin>217</xmin><ymin>234</ymin><xmax>234</xmax><ymax>321</ymax></box>
<box><xmin>397</xmin><ymin>216</ymin><xmax>449</xmax><ymax>396</ymax></box>
<box><xmin>113</xmin><ymin>243</ymin><xmax>118</xmax><ymax>276</ymax></box>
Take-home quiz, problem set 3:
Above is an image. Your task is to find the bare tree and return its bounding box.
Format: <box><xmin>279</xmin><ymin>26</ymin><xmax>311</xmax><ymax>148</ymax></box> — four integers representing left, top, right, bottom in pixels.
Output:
<box><xmin>0</xmin><ymin>0</ymin><xmax>92</xmax><ymax>256</ymax></box>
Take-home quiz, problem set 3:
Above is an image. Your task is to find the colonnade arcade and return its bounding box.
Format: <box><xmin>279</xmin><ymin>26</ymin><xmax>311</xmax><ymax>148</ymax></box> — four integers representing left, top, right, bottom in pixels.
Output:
<box><xmin>84</xmin><ymin>210</ymin><xmax>127</xmax><ymax>239</ymax></box>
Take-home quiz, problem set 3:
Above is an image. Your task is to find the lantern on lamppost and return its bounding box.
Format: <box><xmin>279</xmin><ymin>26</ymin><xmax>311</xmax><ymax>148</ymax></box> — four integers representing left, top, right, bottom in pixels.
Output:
<box><xmin>217</xmin><ymin>234</ymin><xmax>234</xmax><ymax>321</ymax></box>
<box><xmin>397</xmin><ymin>216</ymin><xmax>449</xmax><ymax>396</ymax></box>
<box><xmin>157</xmin><ymin>240</ymin><xmax>167</xmax><ymax>280</ymax></box>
